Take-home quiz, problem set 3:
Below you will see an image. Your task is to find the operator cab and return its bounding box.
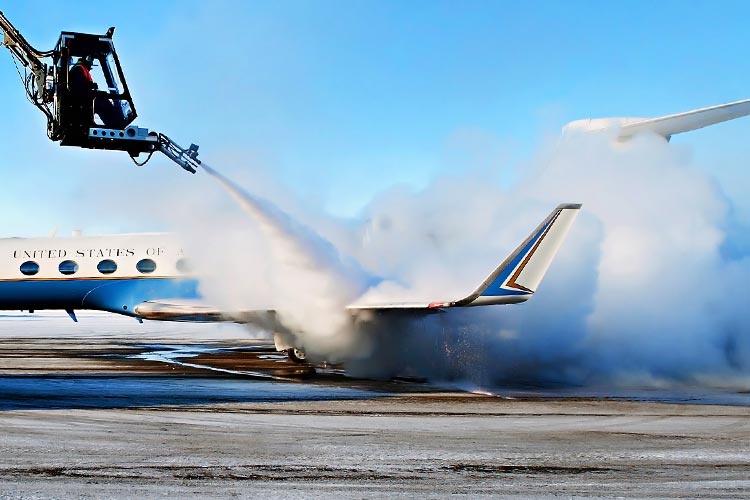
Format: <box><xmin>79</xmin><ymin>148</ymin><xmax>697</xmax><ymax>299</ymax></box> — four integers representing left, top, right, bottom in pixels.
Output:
<box><xmin>53</xmin><ymin>29</ymin><xmax>156</xmax><ymax>154</ymax></box>
<box><xmin>0</xmin><ymin>12</ymin><xmax>200</xmax><ymax>173</ymax></box>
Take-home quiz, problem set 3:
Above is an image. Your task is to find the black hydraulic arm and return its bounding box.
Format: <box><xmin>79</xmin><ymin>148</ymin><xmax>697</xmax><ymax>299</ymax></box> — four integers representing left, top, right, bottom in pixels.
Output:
<box><xmin>0</xmin><ymin>11</ymin><xmax>55</xmax><ymax>128</ymax></box>
<box><xmin>0</xmin><ymin>11</ymin><xmax>51</xmax><ymax>73</ymax></box>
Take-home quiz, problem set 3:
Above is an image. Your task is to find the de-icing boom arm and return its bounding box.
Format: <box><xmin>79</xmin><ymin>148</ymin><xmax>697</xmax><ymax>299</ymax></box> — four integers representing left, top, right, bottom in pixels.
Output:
<box><xmin>0</xmin><ymin>11</ymin><xmax>200</xmax><ymax>174</ymax></box>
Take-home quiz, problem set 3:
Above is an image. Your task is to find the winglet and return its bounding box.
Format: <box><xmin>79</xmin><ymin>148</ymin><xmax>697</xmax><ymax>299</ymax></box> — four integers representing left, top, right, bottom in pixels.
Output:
<box><xmin>346</xmin><ymin>204</ymin><xmax>581</xmax><ymax>313</ymax></box>
<box><xmin>453</xmin><ymin>203</ymin><xmax>581</xmax><ymax>307</ymax></box>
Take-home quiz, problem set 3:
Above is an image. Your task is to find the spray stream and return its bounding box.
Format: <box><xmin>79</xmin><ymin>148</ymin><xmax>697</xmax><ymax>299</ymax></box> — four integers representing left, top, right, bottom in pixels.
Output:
<box><xmin>199</xmin><ymin>163</ymin><xmax>374</xmax><ymax>357</ymax></box>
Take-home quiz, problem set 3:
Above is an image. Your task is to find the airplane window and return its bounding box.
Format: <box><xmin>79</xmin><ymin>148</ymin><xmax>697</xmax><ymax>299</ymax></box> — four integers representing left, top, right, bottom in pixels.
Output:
<box><xmin>176</xmin><ymin>258</ymin><xmax>191</xmax><ymax>273</ymax></box>
<box><xmin>59</xmin><ymin>260</ymin><xmax>79</xmax><ymax>275</ymax></box>
<box><xmin>20</xmin><ymin>261</ymin><xmax>39</xmax><ymax>276</ymax></box>
<box><xmin>136</xmin><ymin>258</ymin><xmax>157</xmax><ymax>274</ymax></box>
<box><xmin>97</xmin><ymin>259</ymin><xmax>117</xmax><ymax>275</ymax></box>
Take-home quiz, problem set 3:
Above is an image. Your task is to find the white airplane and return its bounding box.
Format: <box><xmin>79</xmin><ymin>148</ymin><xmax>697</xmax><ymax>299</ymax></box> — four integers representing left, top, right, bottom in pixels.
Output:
<box><xmin>0</xmin><ymin>204</ymin><xmax>581</xmax><ymax>362</ymax></box>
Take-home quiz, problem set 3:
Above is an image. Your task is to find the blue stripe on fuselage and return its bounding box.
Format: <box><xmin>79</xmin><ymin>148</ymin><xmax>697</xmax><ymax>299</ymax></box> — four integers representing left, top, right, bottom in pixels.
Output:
<box><xmin>0</xmin><ymin>277</ymin><xmax>200</xmax><ymax>316</ymax></box>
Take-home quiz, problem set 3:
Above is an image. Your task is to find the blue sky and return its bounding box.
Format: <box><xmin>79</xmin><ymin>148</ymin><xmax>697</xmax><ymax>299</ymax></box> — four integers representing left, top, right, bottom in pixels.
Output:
<box><xmin>1</xmin><ymin>0</ymin><xmax>749</xmax><ymax>236</ymax></box>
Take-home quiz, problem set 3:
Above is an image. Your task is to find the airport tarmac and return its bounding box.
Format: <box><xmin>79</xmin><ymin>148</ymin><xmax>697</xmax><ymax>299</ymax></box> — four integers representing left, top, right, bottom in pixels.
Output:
<box><xmin>0</xmin><ymin>312</ymin><xmax>749</xmax><ymax>498</ymax></box>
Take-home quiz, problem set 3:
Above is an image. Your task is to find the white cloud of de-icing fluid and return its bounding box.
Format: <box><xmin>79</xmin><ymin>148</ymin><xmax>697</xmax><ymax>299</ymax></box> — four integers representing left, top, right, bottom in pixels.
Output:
<box><xmin>194</xmin><ymin>164</ymin><xmax>375</xmax><ymax>359</ymax></box>
<box><xmin>163</xmin><ymin>131</ymin><xmax>749</xmax><ymax>389</ymax></box>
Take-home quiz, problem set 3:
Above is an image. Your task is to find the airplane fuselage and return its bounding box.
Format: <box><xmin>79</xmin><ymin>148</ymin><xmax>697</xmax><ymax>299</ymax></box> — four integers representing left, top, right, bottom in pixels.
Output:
<box><xmin>0</xmin><ymin>233</ymin><xmax>198</xmax><ymax>316</ymax></box>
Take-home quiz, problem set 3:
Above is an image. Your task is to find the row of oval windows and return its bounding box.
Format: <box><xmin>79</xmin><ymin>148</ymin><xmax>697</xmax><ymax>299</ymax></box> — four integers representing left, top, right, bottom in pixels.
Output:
<box><xmin>19</xmin><ymin>258</ymin><xmax>190</xmax><ymax>276</ymax></box>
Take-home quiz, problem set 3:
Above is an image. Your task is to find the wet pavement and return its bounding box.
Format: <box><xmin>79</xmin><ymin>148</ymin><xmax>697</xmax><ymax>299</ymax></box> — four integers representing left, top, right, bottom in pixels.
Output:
<box><xmin>0</xmin><ymin>312</ymin><xmax>749</xmax><ymax>498</ymax></box>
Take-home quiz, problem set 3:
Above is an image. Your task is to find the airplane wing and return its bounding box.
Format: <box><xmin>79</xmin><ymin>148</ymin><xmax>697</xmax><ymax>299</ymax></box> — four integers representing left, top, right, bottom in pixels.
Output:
<box><xmin>133</xmin><ymin>299</ymin><xmax>279</xmax><ymax>330</ymax></box>
<box><xmin>135</xmin><ymin>204</ymin><xmax>580</xmax><ymax>320</ymax></box>
<box><xmin>617</xmin><ymin>99</ymin><xmax>750</xmax><ymax>141</ymax></box>
<box><xmin>562</xmin><ymin>99</ymin><xmax>750</xmax><ymax>141</ymax></box>
<box><xmin>347</xmin><ymin>203</ymin><xmax>581</xmax><ymax>312</ymax></box>
<box><xmin>133</xmin><ymin>299</ymin><xmax>228</xmax><ymax>322</ymax></box>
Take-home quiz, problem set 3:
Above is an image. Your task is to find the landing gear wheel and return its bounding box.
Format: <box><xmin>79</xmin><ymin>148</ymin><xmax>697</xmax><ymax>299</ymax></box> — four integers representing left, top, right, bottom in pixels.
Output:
<box><xmin>287</xmin><ymin>347</ymin><xmax>308</xmax><ymax>364</ymax></box>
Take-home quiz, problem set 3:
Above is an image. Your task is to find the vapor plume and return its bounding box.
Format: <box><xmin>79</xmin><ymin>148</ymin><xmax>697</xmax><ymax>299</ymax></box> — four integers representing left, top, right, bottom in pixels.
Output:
<box><xmin>340</xmin><ymin>131</ymin><xmax>750</xmax><ymax>388</ymax></box>
<box><xmin>157</xmin><ymin>129</ymin><xmax>749</xmax><ymax>389</ymax></box>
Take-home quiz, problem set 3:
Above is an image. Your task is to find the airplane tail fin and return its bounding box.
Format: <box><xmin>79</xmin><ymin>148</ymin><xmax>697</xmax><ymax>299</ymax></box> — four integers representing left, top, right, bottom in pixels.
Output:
<box><xmin>346</xmin><ymin>203</ymin><xmax>581</xmax><ymax>312</ymax></box>
<box><xmin>452</xmin><ymin>203</ymin><xmax>581</xmax><ymax>307</ymax></box>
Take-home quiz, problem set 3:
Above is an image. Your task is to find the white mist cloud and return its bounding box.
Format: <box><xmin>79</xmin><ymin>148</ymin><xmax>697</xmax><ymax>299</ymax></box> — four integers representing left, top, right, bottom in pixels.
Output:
<box><xmin>521</xmin><ymin>133</ymin><xmax>740</xmax><ymax>383</ymax></box>
<box><xmin>82</xmin><ymin>125</ymin><xmax>750</xmax><ymax>389</ymax></box>
<box><xmin>290</xmin><ymin>130</ymin><xmax>749</xmax><ymax>387</ymax></box>
<box><xmin>356</xmin><ymin>130</ymin><xmax>749</xmax><ymax>388</ymax></box>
